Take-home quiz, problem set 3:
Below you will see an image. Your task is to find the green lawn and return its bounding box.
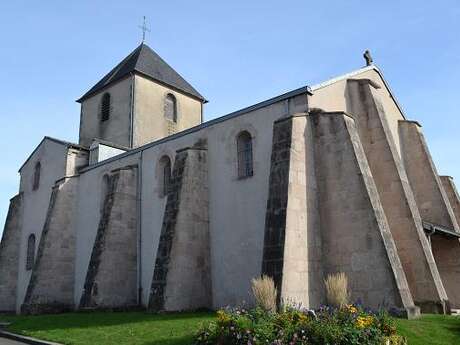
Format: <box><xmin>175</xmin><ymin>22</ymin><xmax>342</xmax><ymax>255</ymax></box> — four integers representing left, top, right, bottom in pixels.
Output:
<box><xmin>0</xmin><ymin>311</ymin><xmax>214</xmax><ymax>345</ymax></box>
<box><xmin>395</xmin><ymin>314</ymin><xmax>460</xmax><ymax>345</ymax></box>
<box><xmin>1</xmin><ymin>312</ymin><xmax>460</xmax><ymax>345</ymax></box>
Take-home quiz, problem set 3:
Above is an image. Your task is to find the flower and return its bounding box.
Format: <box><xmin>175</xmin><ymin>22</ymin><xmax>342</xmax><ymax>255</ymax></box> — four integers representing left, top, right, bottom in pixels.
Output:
<box><xmin>356</xmin><ymin>315</ymin><xmax>375</xmax><ymax>328</ymax></box>
<box><xmin>346</xmin><ymin>304</ymin><xmax>358</xmax><ymax>313</ymax></box>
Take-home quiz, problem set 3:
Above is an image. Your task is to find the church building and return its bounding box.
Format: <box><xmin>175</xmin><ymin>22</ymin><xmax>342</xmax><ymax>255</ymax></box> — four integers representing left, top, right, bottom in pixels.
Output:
<box><xmin>1</xmin><ymin>43</ymin><xmax>460</xmax><ymax>318</ymax></box>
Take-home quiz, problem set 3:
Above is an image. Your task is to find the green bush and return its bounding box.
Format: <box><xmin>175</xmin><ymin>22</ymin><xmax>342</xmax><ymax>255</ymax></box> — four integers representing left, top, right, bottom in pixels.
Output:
<box><xmin>194</xmin><ymin>304</ymin><xmax>406</xmax><ymax>345</ymax></box>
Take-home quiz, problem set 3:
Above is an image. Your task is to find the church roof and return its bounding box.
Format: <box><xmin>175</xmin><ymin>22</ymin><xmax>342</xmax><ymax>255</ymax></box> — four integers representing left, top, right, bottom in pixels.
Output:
<box><xmin>77</xmin><ymin>43</ymin><xmax>205</xmax><ymax>102</ymax></box>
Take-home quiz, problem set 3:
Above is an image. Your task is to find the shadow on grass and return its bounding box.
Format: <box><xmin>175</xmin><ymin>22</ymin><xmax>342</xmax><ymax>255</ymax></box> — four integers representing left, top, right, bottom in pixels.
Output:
<box><xmin>2</xmin><ymin>311</ymin><xmax>214</xmax><ymax>332</ymax></box>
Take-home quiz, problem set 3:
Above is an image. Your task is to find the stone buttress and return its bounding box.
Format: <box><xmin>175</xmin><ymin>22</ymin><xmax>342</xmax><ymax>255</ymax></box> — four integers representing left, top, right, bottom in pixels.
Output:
<box><xmin>149</xmin><ymin>140</ymin><xmax>212</xmax><ymax>311</ymax></box>
<box><xmin>261</xmin><ymin>112</ymin><xmax>418</xmax><ymax>317</ymax></box>
<box><xmin>346</xmin><ymin>79</ymin><xmax>448</xmax><ymax>313</ymax></box>
<box><xmin>440</xmin><ymin>176</ymin><xmax>460</xmax><ymax>227</ymax></box>
<box><xmin>79</xmin><ymin>166</ymin><xmax>138</xmax><ymax>309</ymax></box>
<box><xmin>261</xmin><ymin>114</ymin><xmax>323</xmax><ymax>308</ymax></box>
<box><xmin>399</xmin><ymin>120</ymin><xmax>460</xmax><ymax>308</ymax></box>
<box><xmin>21</xmin><ymin>177</ymin><xmax>79</xmax><ymax>314</ymax></box>
<box><xmin>310</xmin><ymin>111</ymin><xmax>417</xmax><ymax>317</ymax></box>
<box><xmin>0</xmin><ymin>194</ymin><xmax>23</xmax><ymax>312</ymax></box>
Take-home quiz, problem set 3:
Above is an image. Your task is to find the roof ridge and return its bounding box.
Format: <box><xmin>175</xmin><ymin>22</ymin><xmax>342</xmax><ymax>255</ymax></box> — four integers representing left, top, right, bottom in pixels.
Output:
<box><xmin>77</xmin><ymin>43</ymin><xmax>205</xmax><ymax>102</ymax></box>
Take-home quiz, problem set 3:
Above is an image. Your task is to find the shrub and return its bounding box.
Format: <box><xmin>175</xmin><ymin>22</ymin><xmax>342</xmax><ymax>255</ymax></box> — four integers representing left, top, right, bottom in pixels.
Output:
<box><xmin>324</xmin><ymin>272</ymin><xmax>349</xmax><ymax>308</ymax></box>
<box><xmin>251</xmin><ymin>275</ymin><xmax>277</xmax><ymax>313</ymax></box>
<box><xmin>194</xmin><ymin>304</ymin><xmax>406</xmax><ymax>345</ymax></box>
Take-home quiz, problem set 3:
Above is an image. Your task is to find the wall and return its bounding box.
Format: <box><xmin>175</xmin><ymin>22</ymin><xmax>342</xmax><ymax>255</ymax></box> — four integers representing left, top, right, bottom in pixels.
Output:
<box><xmin>16</xmin><ymin>139</ymin><xmax>68</xmax><ymax>312</ymax></box>
<box><xmin>133</xmin><ymin>74</ymin><xmax>202</xmax><ymax>147</ymax></box>
<box><xmin>73</xmin><ymin>153</ymin><xmax>140</xmax><ymax>307</ymax></box>
<box><xmin>310</xmin><ymin>68</ymin><xmax>405</xmax><ymax>158</ymax></box>
<box><xmin>21</xmin><ymin>176</ymin><xmax>79</xmax><ymax>314</ymax></box>
<box><xmin>0</xmin><ymin>194</ymin><xmax>23</xmax><ymax>312</ymax></box>
<box><xmin>75</xmin><ymin>91</ymin><xmax>309</xmax><ymax>309</ymax></box>
<box><xmin>79</xmin><ymin>77</ymin><xmax>133</xmax><ymax>148</ymax></box>
<box><xmin>79</xmin><ymin>167</ymin><xmax>138</xmax><ymax>309</ymax></box>
<box><xmin>311</xmin><ymin>111</ymin><xmax>417</xmax><ymax>316</ymax></box>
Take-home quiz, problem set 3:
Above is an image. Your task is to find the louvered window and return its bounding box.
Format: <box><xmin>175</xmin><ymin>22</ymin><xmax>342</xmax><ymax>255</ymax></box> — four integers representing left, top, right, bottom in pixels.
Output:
<box><xmin>101</xmin><ymin>93</ymin><xmax>111</xmax><ymax>121</ymax></box>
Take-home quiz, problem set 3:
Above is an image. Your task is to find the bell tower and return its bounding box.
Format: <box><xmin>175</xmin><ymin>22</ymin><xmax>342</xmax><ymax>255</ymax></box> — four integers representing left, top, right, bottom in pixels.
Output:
<box><xmin>77</xmin><ymin>43</ymin><xmax>206</xmax><ymax>149</ymax></box>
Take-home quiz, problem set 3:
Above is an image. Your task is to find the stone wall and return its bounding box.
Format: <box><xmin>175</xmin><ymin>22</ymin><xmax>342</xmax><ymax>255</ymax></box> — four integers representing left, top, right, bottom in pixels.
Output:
<box><xmin>21</xmin><ymin>177</ymin><xmax>79</xmax><ymax>314</ymax></box>
<box><xmin>310</xmin><ymin>111</ymin><xmax>417</xmax><ymax>317</ymax></box>
<box><xmin>262</xmin><ymin>114</ymin><xmax>323</xmax><ymax>308</ymax></box>
<box><xmin>346</xmin><ymin>80</ymin><xmax>447</xmax><ymax>313</ymax></box>
<box><xmin>149</xmin><ymin>141</ymin><xmax>212</xmax><ymax>311</ymax></box>
<box><xmin>79</xmin><ymin>166</ymin><xmax>138</xmax><ymax>309</ymax></box>
<box><xmin>0</xmin><ymin>194</ymin><xmax>23</xmax><ymax>312</ymax></box>
<box><xmin>399</xmin><ymin>121</ymin><xmax>460</xmax><ymax>308</ymax></box>
<box><xmin>440</xmin><ymin>176</ymin><xmax>460</xmax><ymax>227</ymax></box>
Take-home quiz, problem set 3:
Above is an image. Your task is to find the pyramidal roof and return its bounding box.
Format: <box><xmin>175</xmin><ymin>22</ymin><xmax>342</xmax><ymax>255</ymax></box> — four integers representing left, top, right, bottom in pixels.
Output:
<box><xmin>77</xmin><ymin>43</ymin><xmax>205</xmax><ymax>102</ymax></box>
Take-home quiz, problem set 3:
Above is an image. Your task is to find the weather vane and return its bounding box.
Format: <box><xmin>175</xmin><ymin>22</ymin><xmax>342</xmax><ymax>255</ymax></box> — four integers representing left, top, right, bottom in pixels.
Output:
<box><xmin>138</xmin><ymin>16</ymin><xmax>151</xmax><ymax>43</ymax></box>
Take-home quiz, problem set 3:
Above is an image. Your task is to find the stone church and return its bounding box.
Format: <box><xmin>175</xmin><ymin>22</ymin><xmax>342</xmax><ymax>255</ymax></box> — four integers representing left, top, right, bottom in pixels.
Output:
<box><xmin>1</xmin><ymin>43</ymin><xmax>460</xmax><ymax>318</ymax></box>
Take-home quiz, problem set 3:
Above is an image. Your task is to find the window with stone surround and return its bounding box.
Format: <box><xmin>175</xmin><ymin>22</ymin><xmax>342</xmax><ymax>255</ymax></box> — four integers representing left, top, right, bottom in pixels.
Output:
<box><xmin>26</xmin><ymin>234</ymin><xmax>36</xmax><ymax>270</ymax></box>
<box><xmin>100</xmin><ymin>93</ymin><xmax>111</xmax><ymax>121</ymax></box>
<box><xmin>32</xmin><ymin>162</ymin><xmax>41</xmax><ymax>191</ymax></box>
<box><xmin>159</xmin><ymin>156</ymin><xmax>172</xmax><ymax>197</ymax></box>
<box><xmin>164</xmin><ymin>93</ymin><xmax>177</xmax><ymax>123</ymax></box>
<box><xmin>237</xmin><ymin>131</ymin><xmax>254</xmax><ymax>178</ymax></box>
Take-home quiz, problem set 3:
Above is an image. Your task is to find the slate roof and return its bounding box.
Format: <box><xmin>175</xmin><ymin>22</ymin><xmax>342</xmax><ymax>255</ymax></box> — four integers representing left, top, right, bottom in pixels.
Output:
<box><xmin>77</xmin><ymin>43</ymin><xmax>205</xmax><ymax>102</ymax></box>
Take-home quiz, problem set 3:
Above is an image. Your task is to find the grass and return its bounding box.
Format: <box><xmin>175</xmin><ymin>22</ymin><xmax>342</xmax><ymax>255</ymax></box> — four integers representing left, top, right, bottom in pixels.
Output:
<box><xmin>0</xmin><ymin>311</ymin><xmax>214</xmax><ymax>345</ymax></box>
<box><xmin>395</xmin><ymin>314</ymin><xmax>460</xmax><ymax>345</ymax></box>
<box><xmin>1</xmin><ymin>312</ymin><xmax>460</xmax><ymax>344</ymax></box>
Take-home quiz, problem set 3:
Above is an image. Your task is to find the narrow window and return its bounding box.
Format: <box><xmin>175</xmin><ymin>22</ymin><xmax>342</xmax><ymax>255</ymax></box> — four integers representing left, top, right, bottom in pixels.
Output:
<box><xmin>237</xmin><ymin>131</ymin><xmax>254</xmax><ymax>178</ymax></box>
<box><xmin>100</xmin><ymin>174</ymin><xmax>110</xmax><ymax>213</ymax></box>
<box><xmin>32</xmin><ymin>162</ymin><xmax>41</xmax><ymax>191</ymax></box>
<box><xmin>26</xmin><ymin>234</ymin><xmax>36</xmax><ymax>270</ymax></box>
<box><xmin>100</xmin><ymin>93</ymin><xmax>111</xmax><ymax>121</ymax></box>
<box><xmin>164</xmin><ymin>94</ymin><xmax>177</xmax><ymax>123</ymax></box>
<box><xmin>159</xmin><ymin>156</ymin><xmax>172</xmax><ymax>197</ymax></box>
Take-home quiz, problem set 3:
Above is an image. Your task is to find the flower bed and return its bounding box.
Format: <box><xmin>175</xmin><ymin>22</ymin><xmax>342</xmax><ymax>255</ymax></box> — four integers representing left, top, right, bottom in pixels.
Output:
<box><xmin>195</xmin><ymin>304</ymin><xmax>407</xmax><ymax>345</ymax></box>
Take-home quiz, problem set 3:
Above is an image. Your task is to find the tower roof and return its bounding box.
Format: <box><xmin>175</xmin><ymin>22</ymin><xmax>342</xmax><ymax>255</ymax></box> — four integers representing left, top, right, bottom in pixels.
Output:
<box><xmin>77</xmin><ymin>43</ymin><xmax>205</xmax><ymax>102</ymax></box>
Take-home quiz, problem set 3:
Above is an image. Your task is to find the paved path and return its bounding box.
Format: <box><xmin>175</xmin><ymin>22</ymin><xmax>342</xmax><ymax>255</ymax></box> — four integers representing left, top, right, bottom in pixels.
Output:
<box><xmin>0</xmin><ymin>338</ymin><xmax>27</xmax><ymax>345</ymax></box>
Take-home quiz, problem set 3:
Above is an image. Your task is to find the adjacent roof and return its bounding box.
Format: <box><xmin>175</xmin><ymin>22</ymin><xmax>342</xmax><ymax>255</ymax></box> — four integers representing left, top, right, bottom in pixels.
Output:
<box><xmin>77</xmin><ymin>43</ymin><xmax>205</xmax><ymax>102</ymax></box>
<box><xmin>19</xmin><ymin>136</ymin><xmax>88</xmax><ymax>172</ymax></box>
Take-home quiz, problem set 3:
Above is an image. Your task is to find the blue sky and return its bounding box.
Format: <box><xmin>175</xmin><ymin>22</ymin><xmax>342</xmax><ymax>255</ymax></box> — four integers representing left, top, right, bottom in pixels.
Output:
<box><xmin>0</xmin><ymin>1</ymin><xmax>459</xmax><ymax>233</ymax></box>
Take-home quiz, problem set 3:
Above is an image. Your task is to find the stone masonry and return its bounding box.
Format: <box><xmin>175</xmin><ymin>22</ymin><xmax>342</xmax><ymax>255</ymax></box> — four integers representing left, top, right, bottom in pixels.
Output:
<box><xmin>80</xmin><ymin>166</ymin><xmax>138</xmax><ymax>309</ymax></box>
<box><xmin>22</xmin><ymin>177</ymin><xmax>79</xmax><ymax>314</ymax></box>
<box><xmin>0</xmin><ymin>194</ymin><xmax>23</xmax><ymax>312</ymax></box>
<box><xmin>149</xmin><ymin>140</ymin><xmax>212</xmax><ymax>311</ymax></box>
<box><xmin>346</xmin><ymin>80</ymin><xmax>447</xmax><ymax>313</ymax></box>
<box><xmin>399</xmin><ymin>121</ymin><xmax>460</xmax><ymax>308</ymax></box>
<box><xmin>262</xmin><ymin>114</ymin><xmax>324</xmax><ymax>308</ymax></box>
<box><xmin>310</xmin><ymin>111</ymin><xmax>418</xmax><ymax>317</ymax></box>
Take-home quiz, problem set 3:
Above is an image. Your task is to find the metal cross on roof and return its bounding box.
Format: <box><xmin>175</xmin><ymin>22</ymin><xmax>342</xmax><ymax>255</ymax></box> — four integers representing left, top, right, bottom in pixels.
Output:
<box><xmin>138</xmin><ymin>16</ymin><xmax>151</xmax><ymax>43</ymax></box>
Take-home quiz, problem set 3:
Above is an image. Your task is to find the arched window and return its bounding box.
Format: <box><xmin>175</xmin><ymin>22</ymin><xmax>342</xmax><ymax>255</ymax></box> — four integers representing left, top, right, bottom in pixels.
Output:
<box><xmin>159</xmin><ymin>156</ymin><xmax>172</xmax><ymax>197</ymax></box>
<box><xmin>237</xmin><ymin>131</ymin><xmax>254</xmax><ymax>178</ymax></box>
<box><xmin>164</xmin><ymin>93</ymin><xmax>177</xmax><ymax>123</ymax></box>
<box><xmin>26</xmin><ymin>234</ymin><xmax>36</xmax><ymax>270</ymax></box>
<box><xmin>32</xmin><ymin>162</ymin><xmax>41</xmax><ymax>191</ymax></box>
<box><xmin>100</xmin><ymin>93</ymin><xmax>111</xmax><ymax>121</ymax></box>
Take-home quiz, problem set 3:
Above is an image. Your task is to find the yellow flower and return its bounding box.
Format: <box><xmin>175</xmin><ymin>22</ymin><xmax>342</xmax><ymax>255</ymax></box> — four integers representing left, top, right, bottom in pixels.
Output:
<box><xmin>345</xmin><ymin>304</ymin><xmax>358</xmax><ymax>313</ymax></box>
<box><xmin>216</xmin><ymin>310</ymin><xmax>231</xmax><ymax>324</ymax></box>
<box><xmin>356</xmin><ymin>316</ymin><xmax>374</xmax><ymax>329</ymax></box>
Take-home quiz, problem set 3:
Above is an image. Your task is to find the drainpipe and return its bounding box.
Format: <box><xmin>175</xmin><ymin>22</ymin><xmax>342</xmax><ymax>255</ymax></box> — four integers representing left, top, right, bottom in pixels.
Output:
<box><xmin>136</xmin><ymin>150</ymin><xmax>143</xmax><ymax>306</ymax></box>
